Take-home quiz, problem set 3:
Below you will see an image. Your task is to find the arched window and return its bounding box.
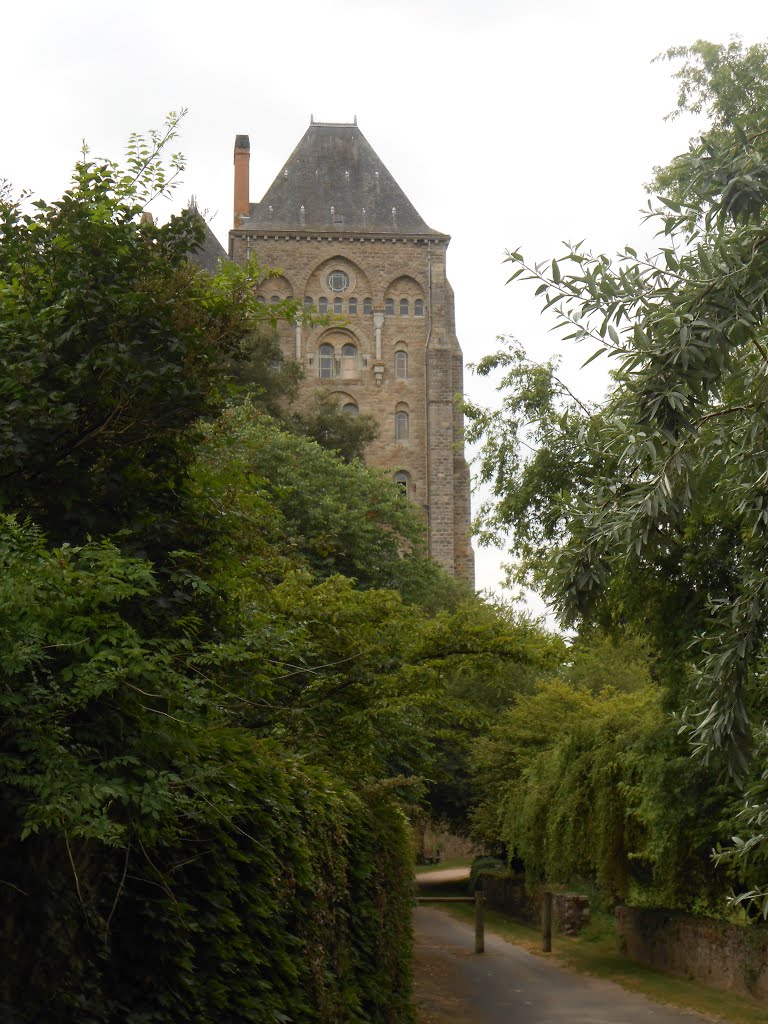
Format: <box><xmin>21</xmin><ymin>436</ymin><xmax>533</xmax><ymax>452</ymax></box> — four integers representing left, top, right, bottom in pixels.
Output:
<box><xmin>256</xmin><ymin>295</ymin><xmax>265</xmax><ymax>304</ymax></box>
<box><xmin>319</xmin><ymin>343</ymin><xmax>334</xmax><ymax>379</ymax></box>
<box><xmin>363</xmin><ymin>298</ymin><xmax>373</xmax><ymax>315</ymax></box>
<box><xmin>385</xmin><ymin>298</ymin><xmax>395</xmax><ymax>315</ymax></box>
<box><xmin>304</xmin><ymin>296</ymin><xmax>313</xmax><ymax>311</ymax></box>
<box><xmin>340</xmin><ymin>343</ymin><xmax>358</xmax><ymax>379</ymax></box>
<box><xmin>395</xmin><ymin>410</ymin><xmax>409</xmax><ymax>441</ymax></box>
<box><xmin>395</xmin><ymin>350</ymin><xmax>408</xmax><ymax>380</ymax></box>
<box><xmin>414</xmin><ymin>299</ymin><xmax>424</xmax><ymax>317</ymax></box>
<box><xmin>334</xmin><ymin>296</ymin><xmax>343</xmax><ymax>314</ymax></box>
<box><xmin>394</xmin><ymin>471</ymin><xmax>409</xmax><ymax>496</ymax></box>
<box><xmin>342</xmin><ymin>402</ymin><xmax>359</xmax><ymax>417</ymax></box>
<box><xmin>270</xmin><ymin>295</ymin><xmax>280</xmax><ymax>305</ymax></box>
<box><xmin>399</xmin><ymin>298</ymin><xmax>409</xmax><ymax>316</ymax></box>
<box><xmin>348</xmin><ymin>297</ymin><xmax>358</xmax><ymax>315</ymax></box>
<box><xmin>318</xmin><ymin>296</ymin><xmax>328</xmax><ymax>314</ymax></box>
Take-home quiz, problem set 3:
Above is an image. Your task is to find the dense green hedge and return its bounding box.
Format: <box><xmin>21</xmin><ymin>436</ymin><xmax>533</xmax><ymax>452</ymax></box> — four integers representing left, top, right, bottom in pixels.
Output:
<box><xmin>2</xmin><ymin>735</ymin><xmax>414</xmax><ymax>1024</ymax></box>
<box><xmin>0</xmin><ymin>519</ymin><xmax>414</xmax><ymax>1024</ymax></box>
<box><xmin>472</xmin><ymin>678</ymin><xmax>741</xmax><ymax>913</ymax></box>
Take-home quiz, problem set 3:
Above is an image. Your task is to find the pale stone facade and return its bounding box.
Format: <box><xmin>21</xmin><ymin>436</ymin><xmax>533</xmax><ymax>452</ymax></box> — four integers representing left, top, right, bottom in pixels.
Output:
<box><xmin>228</xmin><ymin>121</ymin><xmax>474</xmax><ymax>584</ymax></box>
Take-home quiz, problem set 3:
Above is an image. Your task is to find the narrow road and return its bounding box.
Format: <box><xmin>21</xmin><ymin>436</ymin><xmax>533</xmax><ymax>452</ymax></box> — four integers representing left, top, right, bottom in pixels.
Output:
<box><xmin>414</xmin><ymin>906</ymin><xmax>714</xmax><ymax>1024</ymax></box>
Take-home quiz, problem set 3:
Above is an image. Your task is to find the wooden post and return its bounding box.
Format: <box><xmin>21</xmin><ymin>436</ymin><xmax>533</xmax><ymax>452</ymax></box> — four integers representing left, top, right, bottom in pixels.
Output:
<box><xmin>474</xmin><ymin>891</ymin><xmax>485</xmax><ymax>954</ymax></box>
<box><xmin>541</xmin><ymin>890</ymin><xmax>553</xmax><ymax>953</ymax></box>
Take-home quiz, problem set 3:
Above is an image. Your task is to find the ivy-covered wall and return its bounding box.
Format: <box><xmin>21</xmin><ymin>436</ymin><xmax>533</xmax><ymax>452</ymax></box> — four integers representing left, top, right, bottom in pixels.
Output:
<box><xmin>1</xmin><ymin>735</ymin><xmax>414</xmax><ymax>1024</ymax></box>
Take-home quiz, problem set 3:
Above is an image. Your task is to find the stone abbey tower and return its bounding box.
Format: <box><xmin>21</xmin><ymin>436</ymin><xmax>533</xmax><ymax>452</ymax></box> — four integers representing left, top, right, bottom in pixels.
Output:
<box><xmin>229</xmin><ymin>119</ymin><xmax>474</xmax><ymax>584</ymax></box>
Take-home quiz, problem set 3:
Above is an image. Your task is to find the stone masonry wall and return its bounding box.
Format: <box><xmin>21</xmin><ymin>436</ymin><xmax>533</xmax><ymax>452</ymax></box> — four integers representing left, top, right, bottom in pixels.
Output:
<box><xmin>616</xmin><ymin>906</ymin><xmax>768</xmax><ymax>1000</ymax></box>
<box><xmin>476</xmin><ymin>873</ymin><xmax>590</xmax><ymax>936</ymax></box>
<box><xmin>230</xmin><ymin>230</ymin><xmax>475</xmax><ymax>583</ymax></box>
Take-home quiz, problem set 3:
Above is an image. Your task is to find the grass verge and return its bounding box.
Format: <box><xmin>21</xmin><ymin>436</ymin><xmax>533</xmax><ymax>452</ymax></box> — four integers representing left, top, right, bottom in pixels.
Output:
<box><xmin>414</xmin><ymin>876</ymin><xmax>768</xmax><ymax>1024</ymax></box>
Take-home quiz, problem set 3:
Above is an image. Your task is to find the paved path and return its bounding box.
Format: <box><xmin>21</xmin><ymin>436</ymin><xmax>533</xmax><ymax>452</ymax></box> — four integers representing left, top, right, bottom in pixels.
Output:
<box><xmin>415</xmin><ymin>867</ymin><xmax>472</xmax><ymax>886</ymax></box>
<box><xmin>414</xmin><ymin>906</ymin><xmax>715</xmax><ymax>1024</ymax></box>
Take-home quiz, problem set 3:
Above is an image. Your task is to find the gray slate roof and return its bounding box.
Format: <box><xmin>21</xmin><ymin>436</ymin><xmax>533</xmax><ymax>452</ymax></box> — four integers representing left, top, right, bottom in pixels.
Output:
<box><xmin>187</xmin><ymin>210</ymin><xmax>229</xmax><ymax>273</ymax></box>
<box><xmin>245</xmin><ymin>122</ymin><xmax>443</xmax><ymax>236</ymax></box>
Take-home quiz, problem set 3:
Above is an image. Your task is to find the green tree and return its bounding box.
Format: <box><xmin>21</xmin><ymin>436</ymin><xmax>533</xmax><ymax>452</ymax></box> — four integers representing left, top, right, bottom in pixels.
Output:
<box><xmin>0</xmin><ymin>122</ymin><xmax>427</xmax><ymax>1022</ymax></box>
<box><xmin>471</xmin><ymin>665</ymin><xmax>738</xmax><ymax>911</ymax></box>
<box><xmin>469</xmin><ymin>38</ymin><xmax>768</xmax><ymax>910</ymax></box>
<box><xmin>0</xmin><ymin>113</ymin><xmax>302</xmax><ymax>557</ymax></box>
<box><xmin>190</xmin><ymin>400</ymin><xmax>461</xmax><ymax>605</ymax></box>
<box><xmin>286</xmin><ymin>390</ymin><xmax>379</xmax><ymax>462</ymax></box>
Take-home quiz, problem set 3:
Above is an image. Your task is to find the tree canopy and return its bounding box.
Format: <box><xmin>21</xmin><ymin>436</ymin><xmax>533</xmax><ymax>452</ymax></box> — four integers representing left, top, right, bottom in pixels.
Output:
<box><xmin>468</xmin><ymin>38</ymin><xmax>768</xmax><ymax>912</ymax></box>
<box><xmin>0</xmin><ymin>115</ymin><xmax>564</xmax><ymax>1021</ymax></box>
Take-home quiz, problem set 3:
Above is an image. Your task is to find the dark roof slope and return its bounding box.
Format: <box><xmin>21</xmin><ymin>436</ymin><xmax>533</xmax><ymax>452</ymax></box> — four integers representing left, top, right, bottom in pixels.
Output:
<box><xmin>246</xmin><ymin>122</ymin><xmax>442</xmax><ymax>235</ymax></box>
<box><xmin>187</xmin><ymin>210</ymin><xmax>229</xmax><ymax>273</ymax></box>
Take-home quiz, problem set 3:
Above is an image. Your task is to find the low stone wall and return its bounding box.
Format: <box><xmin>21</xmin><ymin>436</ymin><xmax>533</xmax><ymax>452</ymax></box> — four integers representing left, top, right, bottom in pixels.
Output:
<box><xmin>476</xmin><ymin>872</ymin><xmax>590</xmax><ymax>935</ymax></box>
<box><xmin>616</xmin><ymin>906</ymin><xmax>768</xmax><ymax>999</ymax></box>
<box><xmin>477</xmin><ymin>872</ymin><xmax>531</xmax><ymax>920</ymax></box>
<box><xmin>552</xmin><ymin>892</ymin><xmax>590</xmax><ymax>936</ymax></box>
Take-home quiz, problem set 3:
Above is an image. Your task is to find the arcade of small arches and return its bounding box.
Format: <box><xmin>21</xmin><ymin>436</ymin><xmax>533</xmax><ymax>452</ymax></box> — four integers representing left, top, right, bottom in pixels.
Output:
<box><xmin>256</xmin><ymin>266</ymin><xmax>426</xmax><ymax>319</ymax></box>
<box><xmin>253</xmin><ymin>296</ymin><xmax>424</xmax><ymax>316</ymax></box>
<box><xmin>294</xmin><ymin>296</ymin><xmax>424</xmax><ymax>317</ymax></box>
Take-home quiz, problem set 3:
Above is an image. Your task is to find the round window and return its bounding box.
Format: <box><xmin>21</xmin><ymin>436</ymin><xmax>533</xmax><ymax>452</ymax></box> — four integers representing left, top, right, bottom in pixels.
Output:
<box><xmin>327</xmin><ymin>270</ymin><xmax>349</xmax><ymax>292</ymax></box>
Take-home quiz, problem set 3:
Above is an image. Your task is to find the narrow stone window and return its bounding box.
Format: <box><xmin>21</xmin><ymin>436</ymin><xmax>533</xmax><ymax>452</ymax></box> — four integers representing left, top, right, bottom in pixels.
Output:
<box><xmin>334</xmin><ymin>297</ymin><xmax>343</xmax><ymax>314</ymax></box>
<box><xmin>395</xmin><ymin>350</ymin><xmax>408</xmax><ymax>380</ymax></box>
<box><xmin>342</xmin><ymin>402</ymin><xmax>359</xmax><ymax>417</ymax></box>
<box><xmin>318</xmin><ymin>296</ymin><xmax>328</xmax><ymax>314</ymax></box>
<box><xmin>304</xmin><ymin>296</ymin><xmax>313</xmax><ymax>311</ymax></box>
<box><xmin>414</xmin><ymin>298</ymin><xmax>424</xmax><ymax>317</ymax></box>
<box><xmin>385</xmin><ymin>298</ymin><xmax>395</xmax><ymax>316</ymax></box>
<box><xmin>340</xmin><ymin>343</ymin><xmax>358</xmax><ymax>379</ymax></box>
<box><xmin>256</xmin><ymin>295</ymin><xmax>265</xmax><ymax>304</ymax></box>
<box><xmin>395</xmin><ymin>410</ymin><xmax>409</xmax><ymax>441</ymax></box>
<box><xmin>348</xmin><ymin>297</ymin><xmax>358</xmax><ymax>315</ymax></box>
<box><xmin>363</xmin><ymin>298</ymin><xmax>373</xmax><ymax>315</ymax></box>
<box><xmin>270</xmin><ymin>295</ymin><xmax>280</xmax><ymax>305</ymax></box>
<box><xmin>394</xmin><ymin>471</ymin><xmax>409</xmax><ymax>496</ymax></box>
<box><xmin>319</xmin><ymin>343</ymin><xmax>334</xmax><ymax>379</ymax></box>
<box><xmin>399</xmin><ymin>298</ymin><xmax>409</xmax><ymax>316</ymax></box>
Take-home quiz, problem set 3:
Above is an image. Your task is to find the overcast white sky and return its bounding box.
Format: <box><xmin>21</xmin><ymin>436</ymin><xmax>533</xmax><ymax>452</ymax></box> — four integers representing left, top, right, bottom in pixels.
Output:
<box><xmin>3</xmin><ymin>1</ymin><xmax>765</xmax><ymax>606</ymax></box>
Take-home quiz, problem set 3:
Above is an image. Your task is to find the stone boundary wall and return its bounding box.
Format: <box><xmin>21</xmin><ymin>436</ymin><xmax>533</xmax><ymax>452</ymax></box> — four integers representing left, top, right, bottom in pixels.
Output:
<box><xmin>476</xmin><ymin>872</ymin><xmax>590</xmax><ymax>935</ymax></box>
<box><xmin>616</xmin><ymin>906</ymin><xmax>768</xmax><ymax>999</ymax></box>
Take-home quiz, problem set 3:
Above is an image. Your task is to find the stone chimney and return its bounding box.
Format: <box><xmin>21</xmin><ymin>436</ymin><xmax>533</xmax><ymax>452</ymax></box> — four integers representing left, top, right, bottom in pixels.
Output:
<box><xmin>233</xmin><ymin>135</ymin><xmax>250</xmax><ymax>226</ymax></box>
